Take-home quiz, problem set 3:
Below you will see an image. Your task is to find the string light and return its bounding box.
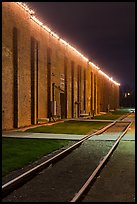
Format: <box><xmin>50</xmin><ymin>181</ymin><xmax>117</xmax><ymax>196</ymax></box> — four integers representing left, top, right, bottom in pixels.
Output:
<box><xmin>16</xmin><ymin>2</ymin><xmax>35</xmax><ymax>15</ymax></box>
<box><xmin>15</xmin><ymin>2</ymin><xmax>120</xmax><ymax>86</ymax></box>
<box><xmin>99</xmin><ymin>70</ymin><xmax>120</xmax><ymax>86</ymax></box>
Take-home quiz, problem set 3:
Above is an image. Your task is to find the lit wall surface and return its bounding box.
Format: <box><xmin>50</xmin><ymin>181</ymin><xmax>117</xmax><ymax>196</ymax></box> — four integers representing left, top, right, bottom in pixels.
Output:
<box><xmin>2</xmin><ymin>2</ymin><xmax>120</xmax><ymax>130</ymax></box>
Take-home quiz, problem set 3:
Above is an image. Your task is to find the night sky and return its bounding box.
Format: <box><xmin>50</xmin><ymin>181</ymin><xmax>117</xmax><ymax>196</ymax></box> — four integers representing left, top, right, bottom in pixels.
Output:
<box><xmin>28</xmin><ymin>2</ymin><xmax>135</xmax><ymax>90</ymax></box>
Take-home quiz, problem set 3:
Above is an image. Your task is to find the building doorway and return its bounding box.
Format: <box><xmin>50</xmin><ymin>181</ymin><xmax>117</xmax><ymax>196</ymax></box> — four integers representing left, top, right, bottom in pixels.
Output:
<box><xmin>60</xmin><ymin>93</ymin><xmax>66</xmax><ymax>119</ymax></box>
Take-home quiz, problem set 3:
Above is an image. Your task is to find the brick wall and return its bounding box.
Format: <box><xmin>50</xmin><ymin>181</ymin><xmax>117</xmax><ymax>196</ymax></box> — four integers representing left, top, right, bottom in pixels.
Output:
<box><xmin>2</xmin><ymin>2</ymin><xmax>120</xmax><ymax>130</ymax></box>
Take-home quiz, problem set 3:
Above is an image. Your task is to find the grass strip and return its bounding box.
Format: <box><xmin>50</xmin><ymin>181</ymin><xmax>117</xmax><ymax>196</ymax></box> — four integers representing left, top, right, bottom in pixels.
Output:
<box><xmin>2</xmin><ymin>138</ymin><xmax>70</xmax><ymax>177</ymax></box>
<box><xmin>93</xmin><ymin>109</ymin><xmax>129</xmax><ymax>120</ymax></box>
<box><xmin>25</xmin><ymin>121</ymin><xmax>109</xmax><ymax>134</ymax></box>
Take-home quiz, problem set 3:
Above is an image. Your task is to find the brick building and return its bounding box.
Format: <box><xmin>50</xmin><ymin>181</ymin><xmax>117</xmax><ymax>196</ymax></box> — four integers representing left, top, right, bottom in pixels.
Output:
<box><xmin>2</xmin><ymin>2</ymin><xmax>120</xmax><ymax>130</ymax></box>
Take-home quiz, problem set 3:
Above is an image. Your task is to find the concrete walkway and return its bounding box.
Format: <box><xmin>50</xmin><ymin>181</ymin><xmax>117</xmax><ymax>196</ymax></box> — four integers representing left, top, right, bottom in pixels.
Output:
<box><xmin>2</xmin><ymin>113</ymin><xmax>135</xmax><ymax>141</ymax></box>
<box><xmin>2</xmin><ymin>124</ymin><xmax>135</xmax><ymax>141</ymax></box>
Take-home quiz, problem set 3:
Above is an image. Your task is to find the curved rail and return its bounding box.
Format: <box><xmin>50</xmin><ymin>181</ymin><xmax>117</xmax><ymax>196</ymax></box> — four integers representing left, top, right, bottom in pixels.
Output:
<box><xmin>70</xmin><ymin>121</ymin><xmax>132</xmax><ymax>202</ymax></box>
<box><xmin>2</xmin><ymin>121</ymin><xmax>116</xmax><ymax>198</ymax></box>
<box><xmin>2</xmin><ymin>113</ymin><xmax>132</xmax><ymax>198</ymax></box>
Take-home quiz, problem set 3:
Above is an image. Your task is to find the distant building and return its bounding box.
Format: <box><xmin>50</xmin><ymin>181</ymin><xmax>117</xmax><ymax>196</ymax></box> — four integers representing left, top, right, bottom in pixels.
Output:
<box><xmin>2</xmin><ymin>2</ymin><xmax>120</xmax><ymax>130</ymax></box>
<box><xmin>120</xmin><ymin>85</ymin><xmax>135</xmax><ymax>108</ymax></box>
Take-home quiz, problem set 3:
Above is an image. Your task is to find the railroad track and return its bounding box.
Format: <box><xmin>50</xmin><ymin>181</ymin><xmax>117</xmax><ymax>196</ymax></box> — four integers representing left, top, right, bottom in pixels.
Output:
<box><xmin>70</xmin><ymin>120</ymin><xmax>132</xmax><ymax>202</ymax></box>
<box><xmin>2</xmin><ymin>113</ymin><xmax>133</xmax><ymax>202</ymax></box>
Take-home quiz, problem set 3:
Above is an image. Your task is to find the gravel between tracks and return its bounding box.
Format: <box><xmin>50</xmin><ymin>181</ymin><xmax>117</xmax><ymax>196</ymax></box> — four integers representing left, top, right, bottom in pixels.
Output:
<box><xmin>2</xmin><ymin>116</ymin><xmax>134</xmax><ymax>202</ymax></box>
<box><xmin>81</xmin><ymin>141</ymin><xmax>135</xmax><ymax>202</ymax></box>
<box><xmin>2</xmin><ymin>140</ymin><xmax>115</xmax><ymax>202</ymax></box>
<box><xmin>2</xmin><ymin>140</ymin><xmax>76</xmax><ymax>185</ymax></box>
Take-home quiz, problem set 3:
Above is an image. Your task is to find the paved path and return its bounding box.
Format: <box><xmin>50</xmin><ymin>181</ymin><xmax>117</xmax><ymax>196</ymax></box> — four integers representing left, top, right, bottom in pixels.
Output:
<box><xmin>2</xmin><ymin>113</ymin><xmax>135</xmax><ymax>141</ymax></box>
<box><xmin>2</xmin><ymin>123</ymin><xmax>134</xmax><ymax>141</ymax></box>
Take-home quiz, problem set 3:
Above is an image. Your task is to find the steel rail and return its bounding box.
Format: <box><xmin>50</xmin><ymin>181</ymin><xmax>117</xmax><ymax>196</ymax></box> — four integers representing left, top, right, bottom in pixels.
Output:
<box><xmin>116</xmin><ymin>112</ymin><xmax>131</xmax><ymax>121</ymax></box>
<box><xmin>2</xmin><ymin>120</ymin><xmax>116</xmax><ymax>198</ymax></box>
<box><xmin>2</xmin><ymin>114</ymin><xmax>131</xmax><ymax>198</ymax></box>
<box><xmin>70</xmin><ymin>121</ymin><xmax>132</xmax><ymax>202</ymax></box>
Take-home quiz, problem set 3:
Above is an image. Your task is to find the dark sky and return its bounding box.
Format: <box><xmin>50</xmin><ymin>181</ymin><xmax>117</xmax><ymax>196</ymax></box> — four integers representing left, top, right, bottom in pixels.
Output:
<box><xmin>28</xmin><ymin>2</ymin><xmax>135</xmax><ymax>90</ymax></box>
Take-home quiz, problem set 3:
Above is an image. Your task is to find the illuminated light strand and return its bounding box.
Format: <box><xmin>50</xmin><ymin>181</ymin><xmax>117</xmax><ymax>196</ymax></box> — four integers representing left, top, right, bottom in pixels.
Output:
<box><xmin>42</xmin><ymin>24</ymin><xmax>51</xmax><ymax>33</ymax></box>
<box><xmin>60</xmin><ymin>38</ymin><xmax>69</xmax><ymax>46</ymax></box>
<box><xmin>99</xmin><ymin>70</ymin><xmax>120</xmax><ymax>86</ymax></box>
<box><xmin>15</xmin><ymin>2</ymin><xmax>120</xmax><ymax>86</ymax></box>
<box><xmin>99</xmin><ymin>70</ymin><xmax>110</xmax><ymax>80</ymax></box>
<box><xmin>16</xmin><ymin>2</ymin><xmax>35</xmax><ymax>15</ymax></box>
<box><xmin>31</xmin><ymin>15</ymin><xmax>43</xmax><ymax>27</ymax></box>
<box><xmin>89</xmin><ymin>62</ymin><xmax>100</xmax><ymax>70</ymax></box>
<box><xmin>50</xmin><ymin>31</ymin><xmax>60</xmax><ymax>39</ymax></box>
<box><xmin>16</xmin><ymin>2</ymin><xmax>93</xmax><ymax>64</ymax></box>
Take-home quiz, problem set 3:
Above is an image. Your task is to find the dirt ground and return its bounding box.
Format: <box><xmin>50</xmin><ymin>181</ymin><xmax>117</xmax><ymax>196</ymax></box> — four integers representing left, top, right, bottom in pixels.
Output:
<box><xmin>82</xmin><ymin>141</ymin><xmax>135</xmax><ymax>202</ymax></box>
<box><xmin>2</xmin><ymin>114</ymin><xmax>135</xmax><ymax>202</ymax></box>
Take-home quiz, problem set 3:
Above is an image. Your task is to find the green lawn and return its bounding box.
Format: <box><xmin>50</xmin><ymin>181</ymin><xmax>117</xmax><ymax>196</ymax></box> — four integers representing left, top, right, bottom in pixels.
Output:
<box><xmin>94</xmin><ymin>113</ymin><xmax>121</xmax><ymax>120</ymax></box>
<box><xmin>2</xmin><ymin>121</ymin><xmax>109</xmax><ymax>176</ymax></box>
<box><xmin>2</xmin><ymin>109</ymin><xmax>129</xmax><ymax>177</ymax></box>
<box><xmin>93</xmin><ymin>109</ymin><xmax>129</xmax><ymax>120</ymax></box>
<box><xmin>2</xmin><ymin>138</ymin><xmax>70</xmax><ymax>177</ymax></box>
<box><xmin>25</xmin><ymin>108</ymin><xmax>129</xmax><ymax>133</ymax></box>
<box><xmin>25</xmin><ymin>121</ymin><xmax>109</xmax><ymax>134</ymax></box>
